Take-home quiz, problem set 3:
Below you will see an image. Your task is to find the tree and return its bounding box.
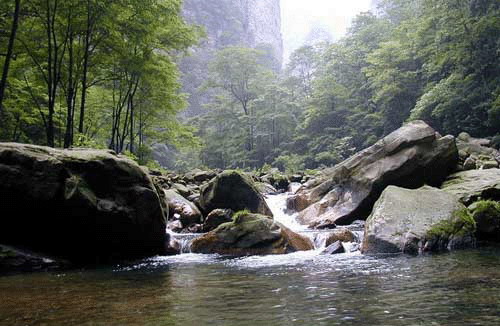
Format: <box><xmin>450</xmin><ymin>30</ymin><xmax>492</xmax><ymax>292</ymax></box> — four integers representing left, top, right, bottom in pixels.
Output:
<box><xmin>0</xmin><ymin>0</ymin><xmax>21</xmax><ymax>119</ymax></box>
<box><xmin>206</xmin><ymin>47</ymin><xmax>273</xmax><ymax>152</ymax></box>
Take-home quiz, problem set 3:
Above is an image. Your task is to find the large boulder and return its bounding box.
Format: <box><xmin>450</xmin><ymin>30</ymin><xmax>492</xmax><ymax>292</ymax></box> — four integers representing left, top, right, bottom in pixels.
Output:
<box><xmin>295</xmin><ymin>121</ymin><xmax>458</xmax><ymax>227</ymax></box>
<box><xmin>199</xmin><ymin>170</ymin><xmax>273</xmax><ymax>217</ymax></box>
<box><xmin>190</xmin><ymin>212</ymin><xmax>313</xmax><ymax>255</ymax></box>
<box><xmin>0</xmin><ymin>143</ymin><xmax>168</xmax><ymax>263</ymax></box>
<box><xmin>361</xmin><ymin>186</ymin><xmax>476</xmax><ymax>255</ymax></box>
<box><xmin>441</xmin><ymin>169</ymin><xmax>500</xmax><ymax>205</ymax></box>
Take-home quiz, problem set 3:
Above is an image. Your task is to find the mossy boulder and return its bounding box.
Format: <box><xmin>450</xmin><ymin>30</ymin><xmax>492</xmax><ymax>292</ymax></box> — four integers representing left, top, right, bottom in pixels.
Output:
<box><xmin>190</xmin><ymin>212</ymin><xmax>313</xmax><ymax>255</ymax></box>
<box><xmin>0</xmin><ymin>143</ymin><xmax>168</xmax><ymax>263</ymax></box>
<box><xmin>362</xmin><ymin>186</ymin><xmax>476</xmax><ymax>255</ymax></box>
<box><xmin>199</xmin><ymin>170</ymin><xmax>273</xmax><ymax>217</ymax></box>
<box><xmin>469</xmin><ymin>200</ymin><xmax>500</xmax><ymax>242</ymax></box>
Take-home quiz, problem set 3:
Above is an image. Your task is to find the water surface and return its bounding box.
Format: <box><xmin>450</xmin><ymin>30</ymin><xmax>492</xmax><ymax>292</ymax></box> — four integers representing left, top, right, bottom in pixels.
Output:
<box><xmin>1</xmin><ymin>192</ymin><xmax>499</xmax><ymax>325</ymax></box>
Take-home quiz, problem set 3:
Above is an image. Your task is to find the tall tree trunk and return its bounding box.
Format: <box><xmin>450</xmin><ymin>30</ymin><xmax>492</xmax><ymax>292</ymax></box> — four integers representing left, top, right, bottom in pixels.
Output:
<box><xmin>78</xmin><ymin>0</ymin><xmax>92</xmax><ymax>134</ymax></box>
<box><xmin>0</xmin><ymin>0</ymin><xmax>21</xmax><ymax>118</ymax></box>
<box><xmin>64</xmin><ymin>29</ymin><xmax>75</xmax><ymax>148</ymax></box>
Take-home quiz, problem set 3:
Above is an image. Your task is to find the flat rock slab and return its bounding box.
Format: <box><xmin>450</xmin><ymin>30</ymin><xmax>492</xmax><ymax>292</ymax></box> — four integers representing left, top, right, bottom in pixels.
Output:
<box><xmin>441</xmin><ymin>169</ymin><xmax>500</xmax><ymax>205</ymax></box>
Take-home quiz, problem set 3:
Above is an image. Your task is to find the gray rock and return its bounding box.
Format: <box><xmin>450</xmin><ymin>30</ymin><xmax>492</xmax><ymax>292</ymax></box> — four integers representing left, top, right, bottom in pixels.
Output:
<box><xmin>361</xmin><ymin>186</ymin><xmax>475</xmax><ymax>255</ymax></box>
<box><xmin>163</xmin><ymin>189</ymin><xmax>202</xmax><ymax>227</ymax></box>
<box><xmin>296</xmin><ymin>121</ymin><xmax>458</xmax><ymax>227</ymax></box>
<box><xmin>172</xmin><ymin>183</ymin><xmax>191</xmax><ymax>197</ymax></box>
<box><xmin>441</xmin><ymin>169</ymin><xmax>500</xmax><ymax>205</ymax></box>
<box><xmin>463</xmin><ymin>157</ymin><xmax>477</xmax><ymax>170</ymax></box>
<box><xmin>480</xmin><ymin>160</ymin><xmax>499</xmax><ymax>169</ymax></box>
<box><xmin>320</xmin><ymin>241</ymin><xmax>345</xmax><ymax>255</ymax></box>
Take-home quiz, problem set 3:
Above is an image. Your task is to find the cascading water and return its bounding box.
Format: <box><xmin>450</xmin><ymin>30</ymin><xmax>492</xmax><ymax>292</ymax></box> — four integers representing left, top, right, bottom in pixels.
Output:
<box><xmin>167</xmin><ymin>182</ymin><xmax>363</xmax><ymax>255</ymax></box>
<box><xmin>264</xmin><ymin>185</ymin><xmax>362</xmax><ymax>253</ymax></box>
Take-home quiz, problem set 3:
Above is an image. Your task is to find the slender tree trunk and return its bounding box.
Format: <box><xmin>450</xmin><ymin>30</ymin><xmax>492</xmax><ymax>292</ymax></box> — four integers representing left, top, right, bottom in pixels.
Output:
<box><xmin>0</xmin><ymin>0</ymin><xmax>21</xmax><ymax>118</ymax></box>
<box><xmin>64</xmin><ymin>29</ymin><xmax>75</xmax><ymax>148</ymax></box>
<box><xmin>78</xmin><ymin>0</ymin><xmax>92</xmax><ymax>134</ymax></box>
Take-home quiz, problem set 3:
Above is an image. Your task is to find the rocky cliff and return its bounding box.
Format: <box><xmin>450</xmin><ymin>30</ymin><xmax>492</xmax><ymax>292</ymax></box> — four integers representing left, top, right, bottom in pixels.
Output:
<box><xmin>180</xmin><ymin>0</ymin><xmax>283</xmax><ymax>116</ymax></box>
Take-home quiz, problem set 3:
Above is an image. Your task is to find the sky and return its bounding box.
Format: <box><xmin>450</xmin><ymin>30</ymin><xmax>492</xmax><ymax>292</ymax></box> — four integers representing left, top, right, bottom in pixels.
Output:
<box><xmin>281</xmin><ymin>0</ymin><xmax>373</xmax><ymax>61</ymax></box>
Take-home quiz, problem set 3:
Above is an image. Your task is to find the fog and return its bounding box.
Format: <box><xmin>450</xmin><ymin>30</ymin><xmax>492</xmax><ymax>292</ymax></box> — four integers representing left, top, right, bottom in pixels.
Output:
<box><xmin>282</xmin><ymin>0</ymin><xmax>373</xmax><ymax>61</ymax></box>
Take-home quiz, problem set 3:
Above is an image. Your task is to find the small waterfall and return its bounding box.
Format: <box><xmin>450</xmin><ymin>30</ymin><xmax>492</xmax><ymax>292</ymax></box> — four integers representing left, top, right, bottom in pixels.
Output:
<box><xmin>167</xmin><ymin>230</ymin><xmax>202</xmax><ymax>254</ymax></box>
<box><xmin>265</xmin><ymin>191</ymin><xmax>364</xmax><ymax>252</ymax></box>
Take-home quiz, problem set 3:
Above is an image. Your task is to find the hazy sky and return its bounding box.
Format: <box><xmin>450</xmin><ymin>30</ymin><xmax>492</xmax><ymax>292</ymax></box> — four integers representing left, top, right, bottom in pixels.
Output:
<box><xmin>281</xmin><ymin>0</ymin><xmax>372</xmax><ymax>60</ymax></box>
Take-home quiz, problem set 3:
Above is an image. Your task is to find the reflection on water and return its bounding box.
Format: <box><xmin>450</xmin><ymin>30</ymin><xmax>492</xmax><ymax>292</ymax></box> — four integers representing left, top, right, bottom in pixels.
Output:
<box><xmin>1</xmin><ymin>248</ymin><xmax>500</xmax><ymax>326</ymax></box>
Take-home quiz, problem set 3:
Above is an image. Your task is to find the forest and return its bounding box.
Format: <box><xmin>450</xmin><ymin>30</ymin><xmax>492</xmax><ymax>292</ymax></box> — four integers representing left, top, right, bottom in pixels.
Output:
<box><xmin>0</xmin><ymin>0</ymin><xmax>498</xmax><ymax>172</ymax></box>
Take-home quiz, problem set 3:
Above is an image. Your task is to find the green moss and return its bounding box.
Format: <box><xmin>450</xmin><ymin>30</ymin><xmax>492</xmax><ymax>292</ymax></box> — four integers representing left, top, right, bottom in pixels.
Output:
<box><xmin>427</xmin><ymin>208</ymin><xmax>476</xmax><ymax>239</ymax></box>
<box><xmin>470</xmin><ymin>200</ymin><xmax>500</xmax><ymax>218</ymax></box>
<box><xmin>233</xmin><ymin>209</ymin><xmax>251</xmax><ymax>223</ymax></box>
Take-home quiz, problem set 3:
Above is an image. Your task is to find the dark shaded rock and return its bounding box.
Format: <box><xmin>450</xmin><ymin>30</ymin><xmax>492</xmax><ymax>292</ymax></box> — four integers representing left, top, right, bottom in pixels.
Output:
<box><xmin>185</xmin><ymin>224</ymin><xmax>203</xmax><ymax>233</ymax></box>
<box><xmin>321</xmin><ymin>241</ymin><xmax>345</xmax><ymax>255</ymax></box>
<box><xmin>0</xmin><ymin>143</ymin><xmax>167</xmax><ymax>263</ymax></box>
<box><xmin>191</xmin><ymin>213</ymin><xmax>313</xmax><ymax>255</ymax></box>
<box><xmin>441</xmin><ymin>169</ymin><xmax>500</xmax><ymax>205</ymax></box>
<box><xmin>163</xmin><ymin>189</ymin><xmax>202</xmax><ymax>227</ymax></box>
<box><xmin>203</xmin><ymin>209</ymin><xmax>234</xmax><ymax>232</ymax></box>
<box><xmin>296</xmin><ymin>121</ymin><xmax>458</xmax><ymax>227</ymax></box>
<box><xmin>469</xmin><ymin>200</ymin><xmax>500</xmax><ymax>242</ymax></box>
<box><xmin>164</xmin><ymin>238</ymin><xmax>181</xmax><ymax>255</ymax></box>
<box><xmin>361</xmin><ymin>186</ymin><xmax>476</xmax><ymax>255</ymax></box>
<box><xmin>199</xmin><ymin>170</ymin><xmax>273</xmax><ymax>217</ymax></box>
<box><xmin>0</xmin><ymin>245</ymin><xmax>70</xmax><ymax>274</ymax></box>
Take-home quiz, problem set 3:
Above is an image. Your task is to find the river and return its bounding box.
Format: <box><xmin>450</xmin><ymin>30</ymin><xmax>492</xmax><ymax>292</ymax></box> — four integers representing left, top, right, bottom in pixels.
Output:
<box><xmin>1</xmin><ymin>191</ymin><xmax>499</xmax><ymax>326</ymax></box>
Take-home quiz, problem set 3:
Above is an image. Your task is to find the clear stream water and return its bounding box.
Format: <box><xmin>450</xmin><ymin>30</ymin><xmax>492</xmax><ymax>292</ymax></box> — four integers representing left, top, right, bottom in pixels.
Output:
<box><xmin>1</xmin><ymin>192</ymin><xmax>500</xmax><ymax>326</ymax></box>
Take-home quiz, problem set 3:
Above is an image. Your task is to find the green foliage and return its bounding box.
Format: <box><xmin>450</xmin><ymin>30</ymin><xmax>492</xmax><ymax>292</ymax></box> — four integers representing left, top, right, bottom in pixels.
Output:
<box><xmin>0</xmin><ymin>0</ymin><xmax>200</xmax><ymax>167</ymax></box>
<box><xmin>2</xmin><ymin>0</ymin><xmax>498</xmax><ymax>172</ymax></box>
<box><xmin>73</xmin><ymin>134</ymin><xmax>106</xmax><ymax>150</ymax></box>
<box><xmin>273</xmin><ymin>154</ymin><xmax>305</xmax><ymax>174</ymax></box>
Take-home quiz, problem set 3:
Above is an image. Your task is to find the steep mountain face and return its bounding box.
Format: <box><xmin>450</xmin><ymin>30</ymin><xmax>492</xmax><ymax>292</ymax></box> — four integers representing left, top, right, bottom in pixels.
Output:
<box><xmin>180</xmin><ymin>0</ymin><xmax>283</xmax><ymax>116</ymax></box>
